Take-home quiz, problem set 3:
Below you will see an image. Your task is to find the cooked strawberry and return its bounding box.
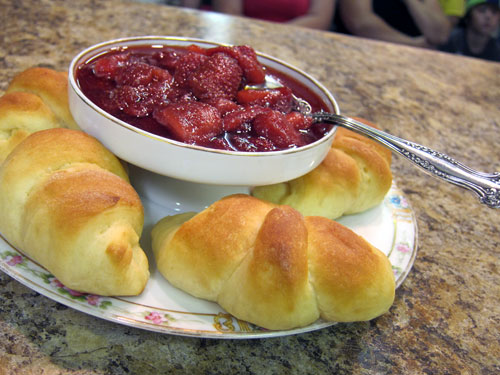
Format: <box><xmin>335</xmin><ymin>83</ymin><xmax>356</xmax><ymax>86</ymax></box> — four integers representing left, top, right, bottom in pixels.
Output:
<box><xmin>152</xmin><ymin>48</ymin><xmax>181</xmax><ymax>71</ymax></box>
<box><xmin>93</xmin><ymin>53</ymin><xmax>129</xmax><ymax>79</ymax></box>
<box><xmin>221</xmin><ymin>105</ymin><xmax>271</xmax><ymax>132</ymax></box>
<box><xmin>207</xmin><ymin>45</ymin><xmax>265</xmax><ymax>84</ymax></box>
<box><xmin>233</xmin><ymin>45</ymin><xmax>266</xmax><ymax>84</ymax></box>
<box><xmin>125</xmin><ymin>116</ymin><xmax>172</xmax><ymax>139</ymax></box>
<box><xmin>236</xmin><ymin>87</ymin><xmax>293</xmax><ymax>112</ymax></box>
<box><xmin>79</xmin><ymin>44</ymin><xmax>331</xmax><ymax>152</ymax></box>
<box><xmin>205</xmin><ymin>98</ymin><xmax>240</xmax><ymax>116</ymax></box>
<box><xmin>187</xmin><ymin>44</ymin><xmax>209</xmax><ymax>55</ymax></box>
<box><xmin>285</xmin><ymin>111</ymin><xmax>314</xmax><ymax>130</ymax></box>
<box><xmin>188</xmin><ymin>53</ymin><xmax>243</xmax><ymax>101</ymax></box>
<box><xmin>93</xmin><ymin>90</ymin><xmax>121</xmax><ymax>115</ymax></box>
<box><xmin>206</xmin><ymin>46</ymin><xmax>236</xmax><ymax>58</ymax></box>
<box><xmin>236</xmin><ymin>89</ymin><xmax>267</xmax><ymax>105</ymax></box>
<box><xmin>165</xmin><ymin>86</ymin><xmax>196</xmax><ymax>103</ymax></box>
<box><xmin>228</xmin><ymin>135</ymin><xmax>277</xmax><ymax>152</ymax></box>
<box><xmin>147</xmin><ymin>80</ymin><xmax>173</xmax><ymax>106</ymax></box>
<box><xmin>173</xmin><ymin>51</ymin><xmax>208</xmax><ymax>87</ymax></box>
<box><xmin>115</xmin><ymin>62</ymin><xmax>152</xmax><ymax>86</ymax></box>
<box><xmin>113</xmin><ymin>85</ymin><xmax>152</xmax><ymax>117</ymax></box>
<box><xmin>152</xmin><ymin>66</ymin><xmax>173</xmax><ymax>83</ymax></box>
<box><xmin>110</xmin><ymin>78</ymin><xmax>174</xmax><ymax>118</ymax></box>
<box><xmin>198</xmin><ymin>136</ymin><xmax>232</xmax><ymax>151</ymax></box>
<box><xmin>115</xmin><ymin>62</ymin><xmax>173</xmax><ymax>87</ymax></box>
<box><xmin>153</xmin><ymin>101</ymin><xmax>222</xmax><ymax>144</ymax></box>
<box><xmin>253</xmin><ymin>110</ymin><xmax>304</xmax><ymax>148</ymax></box>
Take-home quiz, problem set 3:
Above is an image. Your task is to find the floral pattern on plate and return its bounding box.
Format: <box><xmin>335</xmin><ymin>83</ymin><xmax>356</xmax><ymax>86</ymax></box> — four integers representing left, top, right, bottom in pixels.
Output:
<box><xmin>0</xmin><ymin>183</ymin><xmax>417</xmax><ymax>338</ymax></box>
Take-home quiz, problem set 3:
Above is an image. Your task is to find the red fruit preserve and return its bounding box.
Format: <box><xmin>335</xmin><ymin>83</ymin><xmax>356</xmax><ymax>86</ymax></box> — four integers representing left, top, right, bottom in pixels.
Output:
<box><xmin>76</xmin><ymin>44</ymin><xmax>332</xmax><ymax>152</ymax></box>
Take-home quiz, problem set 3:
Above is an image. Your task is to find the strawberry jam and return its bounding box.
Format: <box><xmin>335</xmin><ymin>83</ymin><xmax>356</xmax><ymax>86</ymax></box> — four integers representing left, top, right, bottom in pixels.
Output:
<box><xmin>76</xmin><ymin>44</ymin><xmax>332</xmax><ymax>152</ymax></box>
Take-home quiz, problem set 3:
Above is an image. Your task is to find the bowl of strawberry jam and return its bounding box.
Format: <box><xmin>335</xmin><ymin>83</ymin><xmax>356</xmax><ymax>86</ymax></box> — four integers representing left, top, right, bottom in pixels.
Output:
<box><xmin>68</xmin><ymin>36</ymin><xmax>339</xmax><ymax>186</ymax></box>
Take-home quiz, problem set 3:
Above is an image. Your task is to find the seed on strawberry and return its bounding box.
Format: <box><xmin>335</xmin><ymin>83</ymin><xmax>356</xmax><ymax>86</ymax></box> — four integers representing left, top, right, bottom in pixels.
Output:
<box><xmin>173</xmin><ymin>51</ymin><xmax>208</xmax><ymax>87</ymax></box>
<box><xmin>188</xmin><ymin>53</ymin><xmax>243</xmax><ymax>101</ymax></box>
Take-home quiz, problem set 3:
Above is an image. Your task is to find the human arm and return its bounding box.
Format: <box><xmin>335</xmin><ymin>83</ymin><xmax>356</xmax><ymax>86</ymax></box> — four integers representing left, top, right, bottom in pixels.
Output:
<box><xmin>338</xmin><ymin>0</ymin><xmax>432</xmax><ymax>47</ymax></box>
<box><xmin>287</xmin><ymin>0</ymin><xmax>336</xmax><ymax>30</ymax></box>
<box><xmin>211</xmin><ymin>0</ymin><xmax>244</xmax><ymax>15</ymax></box>
<box><xmin>403</xmin><ymin>0</ymin><xmax>452</xmax><ymax>46</ymax></box>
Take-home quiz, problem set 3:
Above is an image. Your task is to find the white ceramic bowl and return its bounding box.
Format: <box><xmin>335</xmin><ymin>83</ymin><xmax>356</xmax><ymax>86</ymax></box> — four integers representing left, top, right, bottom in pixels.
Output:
<box><xmin>68</xmin><ymin>36</ymin><xmax>339</xmax><ymax>186</ymax></box>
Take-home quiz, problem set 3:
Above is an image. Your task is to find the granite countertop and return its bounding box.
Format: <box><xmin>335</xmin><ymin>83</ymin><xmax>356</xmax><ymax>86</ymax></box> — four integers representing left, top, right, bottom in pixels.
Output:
<box><xmin>0</xmin><ymin>0</ymin><xmax>499</xmax><ymax>374</ymax></box>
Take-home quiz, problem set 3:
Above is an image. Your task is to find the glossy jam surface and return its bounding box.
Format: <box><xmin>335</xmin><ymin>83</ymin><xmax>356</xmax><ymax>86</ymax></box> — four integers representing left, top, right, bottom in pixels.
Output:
<box><xmin>76</xmin><ymin>44</ymin><xmax>332</xmax><ymax>152</ymax></box>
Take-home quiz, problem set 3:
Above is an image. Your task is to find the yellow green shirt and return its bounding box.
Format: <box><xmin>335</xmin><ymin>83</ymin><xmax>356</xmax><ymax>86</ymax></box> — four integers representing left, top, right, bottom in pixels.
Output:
<box><xmin>439</xmin><ymin>0</ymin><xmax>466</xmax><ymax>17</ymax></box>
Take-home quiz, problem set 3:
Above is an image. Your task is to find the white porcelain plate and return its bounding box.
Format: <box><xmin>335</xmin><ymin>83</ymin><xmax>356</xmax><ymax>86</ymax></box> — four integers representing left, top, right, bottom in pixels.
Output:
<box><xmin>0</xmin><ymin>169</ymin><xmax>417</xmax><ymax>339</ymax></box>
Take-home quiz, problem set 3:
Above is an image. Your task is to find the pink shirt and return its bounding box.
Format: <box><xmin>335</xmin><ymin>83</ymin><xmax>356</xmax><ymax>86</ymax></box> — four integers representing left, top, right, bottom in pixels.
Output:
<box><xmin>243</xmin><ymin>0</ymin><xmax>310</xmax><ymax>22</ymax></box>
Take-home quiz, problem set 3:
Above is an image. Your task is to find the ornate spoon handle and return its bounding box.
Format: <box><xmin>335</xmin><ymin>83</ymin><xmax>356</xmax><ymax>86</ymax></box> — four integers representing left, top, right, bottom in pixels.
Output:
<box><xmin>313</xmin><ymin>113</ymin><xmax>500</xmax><ymax>208</ymax></box>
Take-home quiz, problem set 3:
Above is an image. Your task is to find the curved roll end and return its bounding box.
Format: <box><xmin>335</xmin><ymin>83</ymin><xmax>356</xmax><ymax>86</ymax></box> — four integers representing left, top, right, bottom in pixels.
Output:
<box><xmin>306</xmin><ymin>216</ymin><xmax>395</xmax><ymax>322</ymax></box>
<box><xmin>151</xmin><ymin>195</ymin><xmax>396</xmax><ymax>330</ymax></box>
<box><xmin>252</xmin><ymin>118</ymin><xmax>393</xmax><ymax>220</ymax></box>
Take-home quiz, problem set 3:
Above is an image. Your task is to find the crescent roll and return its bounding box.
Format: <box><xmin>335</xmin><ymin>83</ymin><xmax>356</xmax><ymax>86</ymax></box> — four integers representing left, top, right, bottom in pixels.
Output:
<box><xmin>152</xmin><ymin>194</ymin><xmax>395</xmax><ymax>330</ymax></box>
<box><xmin>252</xmin><ymin>118</ymin><xmax>393</xmax><ymax>219</ymax></box>
<box><xmin>0</xmin><ymin>128</ymin><xmax>149</xmax><ymax>296</ymax></box>
<box><xmin>0</xmin><ymin>67</ymin><xmax>79</xmax><ymax>164</ymax></box>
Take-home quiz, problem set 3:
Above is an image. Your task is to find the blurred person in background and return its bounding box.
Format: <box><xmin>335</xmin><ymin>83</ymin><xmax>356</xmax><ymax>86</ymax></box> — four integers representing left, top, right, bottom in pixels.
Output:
<box><xmin>133</xmin><ymin>0</ymin><xmax>202</xmax><ymax>6</ymax></box>
<box><xmin>211</xmin><ymin>0</ymin><xmax>337</xmax><ymax>30</ymax></box>
<box><xmin>439</xmin><ymin>0</ymin><xmax>500</xmax><ymax>61</ymax></box>
<box><xmin>440</xmin><ymin>0</ymin><xmax>466</xmax><ymax>26</ymax></box>
<box><xmin>335</xmin><ymin>0</ymin><xmax>453</xmax><ymax>48</ymax></box>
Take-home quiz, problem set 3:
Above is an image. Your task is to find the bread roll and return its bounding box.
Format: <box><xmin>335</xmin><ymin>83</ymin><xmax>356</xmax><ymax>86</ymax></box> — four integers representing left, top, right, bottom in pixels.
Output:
<box><xmin>0</xmin><ymin>67</ymin><xmax>79</xmax><ymax>164</ymax></box>
<box><xmin>252</xmin><ymin>118</ymin><xmax>392</xmax><ymax>219</ymax></box>
<box><xmin>6</xmin><ymin>67</ymin><xmax>79</xmax><ymax>130</ymax></box>
<box><xmin>0</xmin><ymin>92</ymin><xmax>60</xmax><ymax>163</ymax></box>
<box><xmin>0</xmin><ymin>128</ymin><xmax>149</xmax><ymax>296</ymax></box>
<box><xmin>152</xmin><ymin>194</ymin><xmax>395</xmax><ymax>330</ymax></box>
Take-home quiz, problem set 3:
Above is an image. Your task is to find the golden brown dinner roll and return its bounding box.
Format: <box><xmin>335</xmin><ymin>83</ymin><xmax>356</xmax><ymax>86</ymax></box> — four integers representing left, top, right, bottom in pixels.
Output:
<box><xmin>0</xmin><ymin>92</ymin><xmax>61</xmax><ymax>163</ymax></box>
<box><xmin>152</xmin><ymin>194</ymin><xmax>395</xmax><ymax>330</ymax></box>
<box><xmin>0</xmin><ymin>67</ymin><xmax>79</xmax><ymax>164</ymax></box>
<box><xmin>6</xmin><ymin>67</ymin><xmax>79</xmax><ymax>129</ymax></box>
<box><xmin>0</xmin><ymin>128</ymin><xmax>149</xmax><ymax>296</ymax></box>
<box><xmin>252</xmin><ymin>118</ymin><xmax>393</xmax><ymax>219</ymax></box>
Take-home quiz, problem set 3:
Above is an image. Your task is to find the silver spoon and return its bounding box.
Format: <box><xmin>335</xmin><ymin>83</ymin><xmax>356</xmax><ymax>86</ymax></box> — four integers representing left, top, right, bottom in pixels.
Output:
<box><xmin>247</xmin><ymin>77</ymin><xmax>500</xmax><ymax>208</ymax></box>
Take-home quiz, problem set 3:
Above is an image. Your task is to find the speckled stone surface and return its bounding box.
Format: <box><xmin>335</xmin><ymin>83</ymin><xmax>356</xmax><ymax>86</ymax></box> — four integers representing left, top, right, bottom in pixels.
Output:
<box><xmin>0</xmin><ymin>0</ymin><xmax>499</xmax><ymax>374</ymax></box>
